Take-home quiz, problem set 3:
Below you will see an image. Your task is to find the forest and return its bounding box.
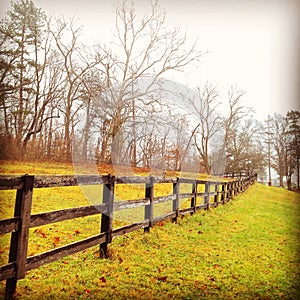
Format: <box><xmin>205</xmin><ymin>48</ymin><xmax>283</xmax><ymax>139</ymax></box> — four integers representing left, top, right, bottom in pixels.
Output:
<box><xmin>0</xmin><ymin>0</ymin><xmax>299</xmax><ymax>189</ymax></box>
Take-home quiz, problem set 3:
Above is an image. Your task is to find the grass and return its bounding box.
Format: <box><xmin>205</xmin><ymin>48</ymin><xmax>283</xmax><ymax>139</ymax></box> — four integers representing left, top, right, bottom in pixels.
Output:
<box><xmin>0</xmin><ymin>160</ymin><xmax>214</xmax><ymax>180</ymax></box>
<box><xmin>0</xmin><ymin>160</ymin><xmax>299</xmax><ymax>299</ymax></box>
<box><xmin>0</xmin><ymin>182</ymin><xmax>299</xmax><ymax>299</ymax></box>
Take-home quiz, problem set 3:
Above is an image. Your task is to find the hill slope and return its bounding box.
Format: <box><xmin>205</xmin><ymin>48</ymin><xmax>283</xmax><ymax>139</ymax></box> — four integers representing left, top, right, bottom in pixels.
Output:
<box><xmin>1</xmin><ymin>183</ymin><xmax>299</xmax><ymax>299</ymax></box>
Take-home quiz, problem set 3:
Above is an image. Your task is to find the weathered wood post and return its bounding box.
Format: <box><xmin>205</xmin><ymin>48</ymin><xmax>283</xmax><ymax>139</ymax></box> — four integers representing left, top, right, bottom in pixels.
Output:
<box><xmin>5</xmin><ymin>175</ymin><xmax>34</xmax><ymax>300</ymax></box>
<box><xmin>190</xmin><ymin>181</ymin><xmax>197</xmax><ymax>215</ymax></box>
<box><xmin>214</xmin><ymin>182</ymin><xmax>219</xmax><ymax>206</ymax></box>
<box><xmin>229</xmin><ymin>182</ymin><xmax>233</xmax><ymax>200</ymax></box>
<box><xmin>204</xmin><ymin>181</ymin><xmax>210</xmax><ymax>210</ymax></box>
<box><xmin>225</xmin><ymin>182</ymin><xmax>229</xmax><ymax>202</ymax></box>
<box><xmin>144</xmin><ymin>176</ymin><xmax>154</xmax><ymax>233</ymax></box>
<box><xmin>231</xmin><ymin>181</ymin><xmax>235</xmax><ymax>200</ymax></box>
<box><xmin>221</xmin><ymin>183</ymin><xmax>225</xmax><ymax>204</ymax></box>
<box><xmin>172</xmin><ymin>178</ymin><xmax>179</xmax><ymax>223</ymax></box>
<box><xmin>100</xmin><ymin>175</ymin><xmax>115</xmax><ymax>258</ymax></box>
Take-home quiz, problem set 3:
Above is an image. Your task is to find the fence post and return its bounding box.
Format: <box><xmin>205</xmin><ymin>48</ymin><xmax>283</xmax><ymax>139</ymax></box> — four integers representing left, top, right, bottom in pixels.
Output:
<box><xmin>214</xmin><ymin>183</ymin><xmax>219</xmax><ymax>206</ymax></box>
<box><xmin>220</xmin><ymin>183</ymin><xmax>225</xmax><ymax>204</ymax></box>
<box><xmin>225</xmin><ymin>182</ymin><xmax>230</xmax><ymax>202</ymax></box>
<box><xmin>204</xmin><ymin>181</ymin><xmax>210</xmax><ymax>210</ymax></box>
<box><xmin>172</xmin><ymin>178</ymin><xmax>179</xmax><ymax>223</ymax></box>
<box><xmin>190</xmin><ymin>182</ymin><xmax>197</xmax><ymax>215</ymax></box>
<box><xmin>100</xmin><ymin>175</ymin><xmax>115</xmax><ymax>258</ymax></box>
<box><xmin>5</xmin><ymin>175</ymin><xmax>34</xmax><ymax>300</ymax></box>
<box><xmin>144</xmin><ymin>176</ymin><xmax>154</xmax><ymax>233</ymax></box>
<box><xmin>231</xmin><ymin>181</ymin><xmax>235</xmax><ymax>200</ymax></box>
<box><xmin>230</xmin><ymin>182</ymin><xmax>234</xmax><ymax>200</ymax></box>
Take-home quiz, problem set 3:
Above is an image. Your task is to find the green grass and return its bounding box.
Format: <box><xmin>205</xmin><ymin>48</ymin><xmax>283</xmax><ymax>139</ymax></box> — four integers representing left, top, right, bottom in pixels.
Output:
<box><xmin>0</xmin><ymin>183</ymin><xmax>299</xmax><ymax>299</ymax></box>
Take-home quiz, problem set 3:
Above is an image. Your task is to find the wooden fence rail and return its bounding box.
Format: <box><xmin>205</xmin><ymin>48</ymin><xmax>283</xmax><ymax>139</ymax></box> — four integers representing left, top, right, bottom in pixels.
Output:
<box><xmin>0</xmin><ymin>173</ymin><xmax>257</xmax><ymax>299</ymax></box>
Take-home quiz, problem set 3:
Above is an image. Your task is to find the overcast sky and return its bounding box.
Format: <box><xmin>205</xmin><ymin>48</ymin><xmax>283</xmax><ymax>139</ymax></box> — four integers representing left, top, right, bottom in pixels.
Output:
<box><xmin>1</xmin><ymin>0</ymin><xmax>299</xmax><ymax>121</ymax></box>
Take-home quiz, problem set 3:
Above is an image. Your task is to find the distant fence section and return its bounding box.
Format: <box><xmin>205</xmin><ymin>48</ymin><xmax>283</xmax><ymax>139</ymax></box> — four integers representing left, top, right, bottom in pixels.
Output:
<box><xmin>0</xmin><ymin>173</ymin><xmax>257</xmax><ymax>299</ymax></box>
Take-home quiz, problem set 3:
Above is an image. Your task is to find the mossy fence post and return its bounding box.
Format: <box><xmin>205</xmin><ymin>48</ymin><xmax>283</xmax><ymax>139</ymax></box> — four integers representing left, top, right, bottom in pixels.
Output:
<box><xmin>144</xmin><ymin>176</ymin><xmax>154</xmax><ymax>233</ymax></box>
<box><xmin>100</xmin><ymin>175</ymin><xmax>115</xmax><ymax>258</ymax></box>
<box><xmin>204</xmin><ymin>181</ymin><xmax>210</xmax><ymax>210</ymax></box>
<box><xmin>172</xmin><ymin>178</ymin><xmax>179</xmax><ymax>223</ymax></box>
<box><xmin>214</xmin><ymin>182</ymin><xmax>220</xmax><ymax>206</ymax></box>
<box><xmin>5</xmin><ymin>175</ymin><xmax>34</xmax><ymax>300</ymax></box>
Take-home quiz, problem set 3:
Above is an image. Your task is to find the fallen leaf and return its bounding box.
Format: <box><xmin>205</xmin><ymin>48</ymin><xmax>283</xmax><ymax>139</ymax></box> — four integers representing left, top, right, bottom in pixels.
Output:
<box><xmin>34</xmin><ymin>228</ymin><xmax>47</xmax><ymax>238</ymax></box>
<box><xmin>100</xmin><ymin>276</ymin><xmax>106</xmax><ymax>283</ymax></box>
<box><xmin>213</xmin><ymin>264</ymin><xmax>221</xmax><ymax>269</ymax></box>
<box><xmin>157</xmin><ymin>276</ymin><xmax>167</xmax><ymax>282</ymax></box>
<box><xmin>53</xmin><ymin>236</ymin><xmax>60</xmax><ymax>247</ymax></box>
<box><xmin>200</xmin><ymin>285</ymin><xmax>207</xmax><ymax>291</ymax></box>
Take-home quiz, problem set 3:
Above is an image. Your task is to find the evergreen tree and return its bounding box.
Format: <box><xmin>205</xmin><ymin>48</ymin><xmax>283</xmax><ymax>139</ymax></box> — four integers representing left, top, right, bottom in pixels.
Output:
<box><xmin>0</xmin><ymin>0</ymin><xmax>47</xmax><ymax>158</ymax></box>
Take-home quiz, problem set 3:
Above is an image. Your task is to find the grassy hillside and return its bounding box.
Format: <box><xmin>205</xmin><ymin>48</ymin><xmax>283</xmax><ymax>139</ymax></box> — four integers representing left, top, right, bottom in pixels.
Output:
<box><xmin>0</xmin><ymin>182</ymin><xmax>299</xmax><ymax>299</ymax></box>
<box><xmin>0</xmin><ymin>160</ymin><xmax>212</xmax><ymax>180</ymax></box>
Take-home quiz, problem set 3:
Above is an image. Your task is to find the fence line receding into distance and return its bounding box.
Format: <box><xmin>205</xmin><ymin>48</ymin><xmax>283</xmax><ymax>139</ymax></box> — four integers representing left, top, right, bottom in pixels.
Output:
<box><xmin>0</xmin><ymin>173</ymin><xmax>257</xmax><ymax>299</ymax></box>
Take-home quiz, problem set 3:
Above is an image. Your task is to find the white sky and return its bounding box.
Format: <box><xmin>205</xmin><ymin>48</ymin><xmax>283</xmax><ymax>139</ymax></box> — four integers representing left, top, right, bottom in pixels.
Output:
<box><xmin>1</xmin><ymin>0</ymin><xmax>299</xmax><ymax>121</ymax></box>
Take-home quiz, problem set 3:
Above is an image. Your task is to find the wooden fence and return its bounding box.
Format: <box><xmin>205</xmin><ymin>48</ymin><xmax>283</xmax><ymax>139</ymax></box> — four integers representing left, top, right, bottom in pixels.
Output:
<box><xmin>0</xmin><ymin>173</ymin><xmax>257</xmax><ymax>299</ymax></box>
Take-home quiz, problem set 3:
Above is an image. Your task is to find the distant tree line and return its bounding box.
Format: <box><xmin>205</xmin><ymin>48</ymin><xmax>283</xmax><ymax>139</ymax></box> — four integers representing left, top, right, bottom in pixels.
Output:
<box><xmin>268</xmin><ymin>111</ymin><xmax>300</xmax><ymax>189</ymax></box>
<box><xmin>0</xmin><ymin>0</ymin><xmax>299</xmax><ymax>187</ymax></box>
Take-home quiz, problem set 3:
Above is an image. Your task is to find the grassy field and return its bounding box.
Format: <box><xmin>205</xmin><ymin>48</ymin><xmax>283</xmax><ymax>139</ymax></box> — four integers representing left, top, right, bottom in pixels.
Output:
<box><xmin>0</xmin><ymin>161</ymin><xmax>299</xmax><ymax>299</ymax></box>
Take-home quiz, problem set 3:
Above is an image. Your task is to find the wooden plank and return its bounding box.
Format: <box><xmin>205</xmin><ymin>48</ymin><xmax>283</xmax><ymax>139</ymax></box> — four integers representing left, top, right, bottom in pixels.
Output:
<box><xmin>30</xmin><ymin>204</ymin><xmax>107</xmax><ymax>228</ymax></box>
<box><xmin>195</xmin><ymin>204</ymin><xmax>208</xmax><ymax>211</ymax></box>
<box><xmin>0</xmin><ymin>176</ymin><xmax>23</xmax><ymax>190</ymax></box>
<box><xmin>34</xmin><ymin>175</ymin><xmax>109</xmax><ymax>188</ymax></box>
<box><xmin>178</xmin><ymin>178</ymin><xmax>199</xmax><ymax>184</ymax></box>
<box><xmin>0</xmin><ymin>218</ymin><xmax>19</xmax><ymax>235</ymax></box>
<box><xmin>178</xmin><ymin>193</ymin><xmax>194</xmax><ymax>199</ymax></box>
<box><xmin>112</xmin><ymin>221</ymin><xmax>149</xmax><ymax>237</ymax></box>
<box><xmin>154</xmin><ymin>177</ymin><xmax>177</xmax><ymax>183</ymax></box>
<box><xmin>25</xmin><ymin>233</ymin><xmax>106</xmax><ymax>272</ymax></box>
<box><xmin>0</xmin><ymin>262</ymin><xmax>15</xmax><ymax>281</ymax></box>
<box><xmin>153</xmin><ymin>212</ymin><xmax>176</xmax><ymax>224</ymax></box>
<box><xmin>113</xmin><ymin>198</ymin><xmax>149</xmax><ymax>211</ymax></box>
<box><xmin>115</xmin><ymin>176</ymin><xmax>149</xmax><ymax>184</ymax></box>
<box><xmin>33</xmin><ymin>175</ymin><xmax>77</xmax><ymax>188</ymax></box>
<box><xmin>75</xmin><ymin>175</ymin><xmax>106</xmax><ymax>185</ymax></box>
<box><xmin>153</xmin><ymin>194</ymin><xmax>176</xmax><ymax>204</ymax></box>
<box><xmin>179</xmin><ymin>207</ymin><xmax>194</xmax><ymax>215</ymax></box>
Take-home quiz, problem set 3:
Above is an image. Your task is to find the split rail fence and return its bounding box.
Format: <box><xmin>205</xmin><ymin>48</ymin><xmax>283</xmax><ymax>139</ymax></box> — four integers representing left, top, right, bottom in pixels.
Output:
<box><xmin>0</xmin><ymin>173</ymin><xmax>257</xmax><ymax>299</ymax></box>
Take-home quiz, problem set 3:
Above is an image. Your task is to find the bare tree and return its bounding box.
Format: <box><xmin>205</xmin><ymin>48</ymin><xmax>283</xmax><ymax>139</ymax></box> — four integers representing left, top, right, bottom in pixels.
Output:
<box><xmin>223</xmin><ymin>86</ymin><xmax>248</xmax><ymax>148</ymax></box>
<box><xmin>190</xmin><ymin>83</ymin><xmax>220</xmax><ymax>174</ymax></box>
<box><xmin>225</xmin><ymin>119</ymin><xmax>265</xmax><ymax>175</ymax></box>
<box><xmin>271</xmin><ymin>112</ymin><xmax>299</xmax><ymax>189</ymax></box>
<box><xmin>93</xmin><ymin>0</ymin><xmax>202</xmax><ymax>166</ymax></box>
<box><xmin>50</xmin><ymin>17</ymin><xmax>102</xmax><ymax>161</ymax></box>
